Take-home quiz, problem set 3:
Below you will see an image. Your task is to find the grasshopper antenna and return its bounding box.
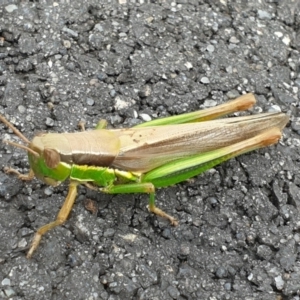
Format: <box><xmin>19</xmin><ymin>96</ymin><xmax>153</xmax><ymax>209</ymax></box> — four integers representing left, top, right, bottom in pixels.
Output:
<box><xmin>0</xmin><ymin>114</ymin><xmax>39</xmax><ymax>157</ymax></box>
<box><xmin>2</xmin><ymin>139</ymin><xmax>40</xmax><ymax>157</ymax></box>
<box><xmin>0</xmin><ymin>114</ymin><xmax>31</xmax><ymax>144</ymax></box>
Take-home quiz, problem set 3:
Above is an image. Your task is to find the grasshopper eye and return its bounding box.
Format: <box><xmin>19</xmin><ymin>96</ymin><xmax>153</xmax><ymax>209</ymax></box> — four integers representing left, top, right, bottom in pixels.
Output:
<box><xmin>44</xmin><ymin>148</ymin><xmax>60</xmax><ymax>169</ymax></box>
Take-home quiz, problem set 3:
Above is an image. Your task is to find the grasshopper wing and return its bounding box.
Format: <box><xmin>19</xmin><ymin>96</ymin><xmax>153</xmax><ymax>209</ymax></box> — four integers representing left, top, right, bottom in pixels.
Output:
<box><xmin>111</xmin><ymin>113</ymin><xmax>288</xmax><ymax>172</ymax></box>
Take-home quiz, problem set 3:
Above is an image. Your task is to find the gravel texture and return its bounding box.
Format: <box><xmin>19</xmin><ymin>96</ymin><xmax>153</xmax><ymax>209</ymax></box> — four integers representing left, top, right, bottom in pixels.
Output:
<box><xmin>0</xmin><ymin>1</ymin><xmax>299</xmax><ymax>299</ymax></box>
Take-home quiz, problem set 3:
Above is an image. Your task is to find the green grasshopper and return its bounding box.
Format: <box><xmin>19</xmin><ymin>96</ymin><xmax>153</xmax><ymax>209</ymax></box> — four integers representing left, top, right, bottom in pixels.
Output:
<box><xmin>0</xmin><ymin>93</ymin><xmax>288</xmax><ymax>258</ymax></box>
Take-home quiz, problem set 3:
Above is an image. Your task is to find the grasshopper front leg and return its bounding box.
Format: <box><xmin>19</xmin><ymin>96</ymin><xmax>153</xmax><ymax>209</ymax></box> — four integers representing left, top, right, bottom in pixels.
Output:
<box><xmin>4</xmin><ymin>167</ymin><xmax>35</xmax><ymax>181</ymax></box>
<box><xmin>27</xmin><ymin>181</ymin><xmax>79</xmax><ymax>258</ymax></box>
<box><xmin>102</xmin><ymin>183</ymin><xmax>178</xmax><ymax>225</ymax></box>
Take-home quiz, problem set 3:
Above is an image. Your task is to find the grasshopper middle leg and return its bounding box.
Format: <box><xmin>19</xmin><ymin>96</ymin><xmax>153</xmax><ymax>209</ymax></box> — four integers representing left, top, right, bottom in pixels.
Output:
<box><xmin>102</xmin><ymin>182</ymin><xmax>178</xmax><ymax>225</ymax></box>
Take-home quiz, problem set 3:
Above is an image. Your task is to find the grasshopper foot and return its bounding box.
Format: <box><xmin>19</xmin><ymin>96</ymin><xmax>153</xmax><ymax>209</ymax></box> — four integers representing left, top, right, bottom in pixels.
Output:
<box><xmin>148</xmin><ymin>205</ymin><xmax>178</xmax><ymax>226</ymax></box>
<box><xmin>77</xmin><ymin>121</ymin><xmax>86</xmax><ymax>131</ymax></box>
<box><xmin>25</xmin><ymin>182</ymin><xmax>78</xmax><ymax>258</ymax></box>
<box><xmin>26</xmin><ymin>233</ymin><xmax>42</xmax><ymax>259</ymax></box>
<box><xmin>4</xmin><ymin>167</ymin><xmax>34</xmax><ymax>181</ymax></box>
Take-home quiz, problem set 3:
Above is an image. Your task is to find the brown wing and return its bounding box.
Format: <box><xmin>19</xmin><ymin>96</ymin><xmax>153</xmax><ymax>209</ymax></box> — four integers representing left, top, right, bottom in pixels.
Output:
<box><xmin>111</xmin><ymin>112</ymin><xmax>288</xmax><ymax>172</ymax></box>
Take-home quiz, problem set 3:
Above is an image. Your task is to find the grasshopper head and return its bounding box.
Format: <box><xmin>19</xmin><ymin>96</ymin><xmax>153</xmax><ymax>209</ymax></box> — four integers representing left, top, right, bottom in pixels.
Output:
<box><xmin>0</xmin><ymin>113</ymin><xmax>71</xmax><ymax>186</ymax></box>
<box><xmin>28</xmin><ymin>136</ymin><xmax>71</xmax><ymax>186</ymax></box>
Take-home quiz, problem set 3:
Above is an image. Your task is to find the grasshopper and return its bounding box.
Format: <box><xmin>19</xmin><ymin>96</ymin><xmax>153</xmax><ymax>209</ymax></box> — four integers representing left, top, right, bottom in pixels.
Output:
<box><xmin>0</xmin><ymin>93</ymin><xmax>288</xmax><ymax>258</ymax></box>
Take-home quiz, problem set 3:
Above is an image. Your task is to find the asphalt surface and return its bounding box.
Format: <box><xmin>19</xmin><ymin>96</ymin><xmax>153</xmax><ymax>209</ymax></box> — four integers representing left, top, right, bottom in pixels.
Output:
<box><xmin>0</xmin><ymin>1</ymin><xmax>299</xmax><ymax>299</ymax></box>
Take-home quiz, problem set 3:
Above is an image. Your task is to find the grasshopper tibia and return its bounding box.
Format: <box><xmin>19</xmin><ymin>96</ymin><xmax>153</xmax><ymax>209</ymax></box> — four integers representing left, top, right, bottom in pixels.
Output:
<box><xmin>27</xmin><ymin>181</ymin><xmax>79</xmax><ymax>258</ymax></box>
